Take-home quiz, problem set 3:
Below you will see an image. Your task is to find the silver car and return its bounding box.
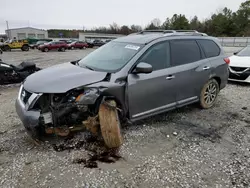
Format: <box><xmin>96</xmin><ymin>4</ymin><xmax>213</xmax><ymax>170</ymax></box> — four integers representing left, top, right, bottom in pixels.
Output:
<box><xmin>16</xmin><ymin>31</ymin><xmax>229</xmax><ymax>148</ymax></box>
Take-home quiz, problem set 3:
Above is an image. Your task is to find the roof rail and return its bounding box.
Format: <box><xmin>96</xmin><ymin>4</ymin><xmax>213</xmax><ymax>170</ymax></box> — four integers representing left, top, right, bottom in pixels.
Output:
<box><xmin>138</xmin><ymin>30</ymin><xmax>207</xmax><ymax>35</ymax></box>
<box><xmin>168</xmin><ymin>32</ymin><xmax>206</xmax><ymax>36</ymax></box>
<box><xmin>175</xmin><ymin>30</ymin><xmax>198</xmax><ymax>33</ymax></box>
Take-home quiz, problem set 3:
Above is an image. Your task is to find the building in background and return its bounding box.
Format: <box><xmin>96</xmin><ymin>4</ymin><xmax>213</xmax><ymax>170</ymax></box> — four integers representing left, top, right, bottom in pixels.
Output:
<box><xmin>5</xmin><ymin>27</ymin><xmax>48</xmax><ymax>40</ymax></box>
<box><xmin>79</xmin><ymin>32</ymin><xmax>124</xmax><ymax>42</ymax></box>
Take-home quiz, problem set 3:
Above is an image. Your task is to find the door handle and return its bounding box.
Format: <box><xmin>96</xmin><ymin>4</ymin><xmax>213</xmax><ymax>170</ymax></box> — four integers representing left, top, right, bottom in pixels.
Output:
<box><xmin>203</xmin><ymin>66</ymin><xmax>210</xmax><ymax>70</ymax></box>
<box><xmin>166</xmin><ymin>75</ymin><xmax>175</xmax><ymax>80</ymax></box>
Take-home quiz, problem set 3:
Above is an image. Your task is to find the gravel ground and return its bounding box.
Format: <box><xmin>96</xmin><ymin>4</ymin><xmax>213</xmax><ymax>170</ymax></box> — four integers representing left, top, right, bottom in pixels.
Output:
<box><xmin>0</xmin><ymin>48</ymin><xmax>250</xmax><ymax>188</ymax></box>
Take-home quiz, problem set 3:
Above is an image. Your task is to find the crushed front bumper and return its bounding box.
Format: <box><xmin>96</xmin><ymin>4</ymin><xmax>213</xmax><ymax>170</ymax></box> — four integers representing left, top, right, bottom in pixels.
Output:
<box><xmin>15</xmin><ymin>85</ymin><xmax>42</xmax><ymax>139</ymax></box>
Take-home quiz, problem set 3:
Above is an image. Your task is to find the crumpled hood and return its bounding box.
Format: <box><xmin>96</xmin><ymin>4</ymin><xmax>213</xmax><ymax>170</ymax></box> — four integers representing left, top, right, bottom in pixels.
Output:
<box><xmin>24</xmin><ymin>62</ymin><xmax>107</xmax><ymax>93</ymax></box>
<box><xmin>229</xmin><ymin>55</ymin><xmax>250</xmax><ymax>68</ymax></box>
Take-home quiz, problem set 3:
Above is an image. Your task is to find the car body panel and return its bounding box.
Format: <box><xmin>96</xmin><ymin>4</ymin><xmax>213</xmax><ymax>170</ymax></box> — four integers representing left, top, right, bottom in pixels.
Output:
<box><xmin>228</xmin><ymin>55</ymin><xmax>249</xmax><ymax>83</ymax></box>
<box><xmin>229</xmin><ymin>55</ymin><xmax>250</xmax><ymax>67</ymax></box>
<box><xmin>23</xmin><ymin>62</ymin><xmax>107</xmax><ymax>93</ymax></box>
<box><xmin>128</xmin><ymin>69</ymin><xmax>176</xmax><ymax>118</ymax></box>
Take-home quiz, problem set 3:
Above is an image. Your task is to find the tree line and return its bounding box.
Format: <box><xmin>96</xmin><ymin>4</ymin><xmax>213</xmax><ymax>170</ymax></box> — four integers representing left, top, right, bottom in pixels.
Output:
<box><xmin>48</xmin><ymin>0</ymin><xmax>249</xmax><ymax>38</ymax></box>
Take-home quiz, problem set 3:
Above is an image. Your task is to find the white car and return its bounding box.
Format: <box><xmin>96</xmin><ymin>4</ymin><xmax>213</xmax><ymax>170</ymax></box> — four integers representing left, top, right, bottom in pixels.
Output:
<box><xmin>228</xmin><ymin>46</ymin><xmax>250</xmax><ymax>83</ymax></box>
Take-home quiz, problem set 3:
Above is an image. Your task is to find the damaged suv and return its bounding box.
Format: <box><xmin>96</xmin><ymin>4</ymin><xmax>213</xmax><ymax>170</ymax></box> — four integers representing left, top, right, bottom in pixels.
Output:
<box><xmin>16</xmin><ymin>31</ymin><xmax>229</xmax><ymax>148</ymax></box>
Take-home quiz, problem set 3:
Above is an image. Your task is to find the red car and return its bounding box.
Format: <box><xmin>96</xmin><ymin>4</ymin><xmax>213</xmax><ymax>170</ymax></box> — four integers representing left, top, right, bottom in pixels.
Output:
<box><xmin>39</xmin><ymin>41</ymin><xmax>68</xmax><ymax>52</ymax></box>
<box><xmin>68</xmin><ymin>41</ymin><xmax>88</xmax><ymax>49</ymax></box>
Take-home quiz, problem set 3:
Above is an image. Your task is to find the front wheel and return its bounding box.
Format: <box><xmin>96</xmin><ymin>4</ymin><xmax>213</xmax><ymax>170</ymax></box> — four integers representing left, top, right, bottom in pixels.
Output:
<box><xmin>200</xmin><ymin>79</ymin><xmax>219</xmax><ymax>109</ymax></box>
<box><xmin>4</xmin><ymin>45</ymin><xmax>11</xmax><ymax>51</ymax></box>
<box><xmin>98</xmin><ymin>100</ymin><xmax>123</xmax><ymax>148</ymax></box>
<box><xmin>60</xmin><ymin>47</ymin><xmax>65</xmax><ymax>52</ymax></box>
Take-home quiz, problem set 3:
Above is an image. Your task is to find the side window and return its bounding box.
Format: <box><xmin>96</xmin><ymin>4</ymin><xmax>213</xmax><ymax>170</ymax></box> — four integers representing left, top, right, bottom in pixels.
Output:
<box><xmin>170</xmin><ymin>40</ymin><xmax>201</xmax><ymax>66</ymax></box>
<box><xmin>197</xmin><ymin>39</ymin><xmax>220</xmax><ymax>58</ymax></box>
<box><xmin>139</xmin><ymin>41</ymin><xmax>170</xmax><ymax>71</ymax></box>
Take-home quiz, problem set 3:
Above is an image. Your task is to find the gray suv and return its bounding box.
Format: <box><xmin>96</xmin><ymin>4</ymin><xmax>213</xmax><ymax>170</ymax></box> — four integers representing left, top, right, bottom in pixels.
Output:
<box><xmin>16</xmin><ymin>31</ymin><xmax>229</xmax><ymax>148</ymax></box>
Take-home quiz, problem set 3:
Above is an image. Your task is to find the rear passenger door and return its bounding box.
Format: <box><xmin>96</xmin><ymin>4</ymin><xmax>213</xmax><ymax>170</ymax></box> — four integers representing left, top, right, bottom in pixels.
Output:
<box><xmin>169</xmin><ymin>39</ymin><xmax>212</xmax><ymax>107</ymax></box>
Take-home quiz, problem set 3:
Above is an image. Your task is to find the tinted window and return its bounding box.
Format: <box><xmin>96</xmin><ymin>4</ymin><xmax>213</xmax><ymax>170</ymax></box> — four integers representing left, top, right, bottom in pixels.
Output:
<box><xmin>139</xmin><ymin>41</ymin><xmax>170</xmax><ymax>71</ymax></box>
<box><xmin>197</xmin><ymin>39</ymin><xmax>220</xmax><ymax>58</ymax></box>
<box><xmin>170</xmin><ymin>40</ymin><xmax>201</xmax><ymax>66</ymax></box>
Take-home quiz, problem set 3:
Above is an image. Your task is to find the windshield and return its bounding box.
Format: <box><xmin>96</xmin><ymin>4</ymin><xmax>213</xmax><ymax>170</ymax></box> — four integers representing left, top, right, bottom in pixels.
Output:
<box><xmin>78</xmin><ymin>41</ymin><xmax>143</xmax><ymax>72</ymax></box>
<box><xmin>237</xmin><ymin>46</ymin><xmax>250</xmax><ymax>56</ymax></box>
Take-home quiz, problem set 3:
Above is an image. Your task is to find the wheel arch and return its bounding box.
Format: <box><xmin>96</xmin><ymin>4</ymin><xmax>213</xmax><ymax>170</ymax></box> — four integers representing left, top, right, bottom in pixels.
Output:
<box><xmin>211</xmin><ymin>76</ymin><xmax>221</xmax><ymax>87</ymax></box>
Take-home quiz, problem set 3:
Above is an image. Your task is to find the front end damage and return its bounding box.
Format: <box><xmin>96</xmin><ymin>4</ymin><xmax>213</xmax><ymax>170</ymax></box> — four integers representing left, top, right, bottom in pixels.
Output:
<box><xmin>16</xmin><ymin>84</ymin><xmax>123</xmax><ymax>148</ymax></box>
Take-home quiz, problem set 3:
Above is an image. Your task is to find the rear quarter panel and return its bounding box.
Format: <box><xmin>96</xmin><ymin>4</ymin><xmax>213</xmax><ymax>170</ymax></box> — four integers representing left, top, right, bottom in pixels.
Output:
<box><xmin>209</xmin><ymin>55</ymin><xmax>229</xmax><ymax>90</ymax></box>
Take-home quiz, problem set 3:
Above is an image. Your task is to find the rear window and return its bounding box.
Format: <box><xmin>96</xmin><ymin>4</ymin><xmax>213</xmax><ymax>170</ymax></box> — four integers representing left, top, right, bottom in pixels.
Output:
<box><xmin>197</xmin><ymin>39</ymin><xmax>220</xmax><ymax>58</ymax></box>
<box><xmin>170</xmin><ymin>40</ymin><xmax>201</xmax><ymax>66</ymax></box>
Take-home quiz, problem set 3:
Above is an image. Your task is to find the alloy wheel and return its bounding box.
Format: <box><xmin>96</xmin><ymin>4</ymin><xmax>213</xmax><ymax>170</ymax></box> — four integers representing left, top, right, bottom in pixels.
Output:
<box><xmin>204</xmin><ymin>82</ymin><xmax>217</xmax><ymax>105</ymax></box>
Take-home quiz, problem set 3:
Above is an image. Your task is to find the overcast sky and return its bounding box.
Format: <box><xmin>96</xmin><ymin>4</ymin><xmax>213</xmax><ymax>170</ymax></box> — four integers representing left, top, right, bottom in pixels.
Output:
<box><xmin>0</xmin><ymin>0</ymin><xmax>245</xmax><ymax>33</ymax></box>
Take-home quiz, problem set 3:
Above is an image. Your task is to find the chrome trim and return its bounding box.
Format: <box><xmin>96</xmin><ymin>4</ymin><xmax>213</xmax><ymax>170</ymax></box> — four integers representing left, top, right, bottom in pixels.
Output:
<box><xmin>132</xmin><ymin>102</ymin><xmax>176</xmax><ymax>118</ymax></box>
<box><xmin>17</xmin><ymin>85</ymin><xmax>25</xmax><ymax>108</ymax></box>
<box><xmin>25</xmin><ymin>93</ymin><xmax>42</xmax><ymax>110</ymax></box>
<box><xmin>229</xmin><ymin>67</ymin><xmax>250</xmax><ymax>74</ymax></box>
<box><xmin>177</xmin><ymin>96</ymin><xmax>198</xmax><ymax>105</ymax></box>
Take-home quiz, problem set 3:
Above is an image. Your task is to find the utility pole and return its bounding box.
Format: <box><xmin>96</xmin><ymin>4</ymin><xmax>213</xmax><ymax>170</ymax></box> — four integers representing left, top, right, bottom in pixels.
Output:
<box><xmin>6</xmin><ymin>21</ymin><xmax>11</xmax><ymax>39</ymax></box>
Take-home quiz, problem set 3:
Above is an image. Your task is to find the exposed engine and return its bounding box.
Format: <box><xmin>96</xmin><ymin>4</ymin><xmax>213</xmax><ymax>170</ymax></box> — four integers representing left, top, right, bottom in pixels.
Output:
<box><xmin>37</xmin><ymin>89</ymin><xmax>100</xmax><ymax>128</ymax></box>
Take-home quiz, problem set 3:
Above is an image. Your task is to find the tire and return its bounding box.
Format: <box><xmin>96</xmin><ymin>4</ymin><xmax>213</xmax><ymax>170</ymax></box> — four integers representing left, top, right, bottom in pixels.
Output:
<box><xmin>60</xmin><ymin>47</ymin><xmax>65</xmax><ymax>52</ymax></box>
<box><xmin>200</xmin><ymin>79</ymin><xmax>219</xmax><ymax>109</ymax></box>
<box><xmin>98</xmin><ymin>100</ymin><xmax>123</xmax><ymax>148</ymax></box>
<box><xmin>21</xmin><ymin>45</ymin><xmax>29</xmax><ymax>51</ymax></box>
<box><xmin>44</xmin><ymin>47</ymin><xmax>49</xmax><ymax>52</ymax></box>
<box><xmin>4</xmin><ymin>45</ymin><xmax>11</xmax><ymax>51</ymax></box>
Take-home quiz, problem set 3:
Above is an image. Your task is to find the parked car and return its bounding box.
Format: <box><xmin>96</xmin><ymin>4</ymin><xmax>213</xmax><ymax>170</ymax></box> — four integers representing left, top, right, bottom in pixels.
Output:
<box><xmin>15</xmin><ymin>31</ymin><xmax>229</xmax><ymax>148</ymax></box>
<box><xmin>105</xmin><ymin>39</ymin><xmax>112</xmax><ymax>43</ymax></box>
<box><xmin>38</xmin><ymin>41</ymin><xmax>68</xmax><ymax>52</ymax></box>
<box><xmin>30</xmin><ymin>41</ymin><xmax>48</xmax><ymax>49</ymax></box>
<box><xmin>68</xmin><ymin>41</ymin><xmax>88</xmax><ymax>49</ymax></box>
<box><xmin>228</xmin><ymin>45</ymin><xmax>250</xmax><ymax>83</ymax></box>
<box><xmin>92</xmin><ymin>39</ymin><xmax>105</xmax><ymax>47</ymax></box>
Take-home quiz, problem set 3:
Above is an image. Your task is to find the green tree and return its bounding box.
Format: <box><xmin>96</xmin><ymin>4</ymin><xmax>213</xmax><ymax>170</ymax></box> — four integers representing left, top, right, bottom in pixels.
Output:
<box><xmin>170</xmin><ymin>14</ymin><xmax>190</xmax><ymax>30</ymax></box>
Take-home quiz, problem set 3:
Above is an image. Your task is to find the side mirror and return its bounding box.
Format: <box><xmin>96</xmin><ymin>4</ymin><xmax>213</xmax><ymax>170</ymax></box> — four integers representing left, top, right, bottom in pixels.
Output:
<box><xmin>233</xmin><ymin>52</ymin><xmax>238</xmax><ymax>55</ymax></box>
<box><xmin>134</xmin><ymin>62</ymin><xmax>153</xmax><ymax>74</ymax></box>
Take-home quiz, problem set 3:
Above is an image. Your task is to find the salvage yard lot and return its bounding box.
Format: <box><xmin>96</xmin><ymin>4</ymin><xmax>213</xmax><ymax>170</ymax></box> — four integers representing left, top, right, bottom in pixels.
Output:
<box><xmin>0</xmin><ymin>47</ymin><xmax>250</xmax><ymax>188</ymax></box>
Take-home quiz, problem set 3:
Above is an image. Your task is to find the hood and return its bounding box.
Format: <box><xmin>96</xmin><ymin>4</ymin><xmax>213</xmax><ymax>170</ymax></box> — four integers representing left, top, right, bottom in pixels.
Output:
<box><xmin>24</xmin><ymin>62</ymin><xmax>107</xmax><ymax>93</ymax></box>
<box><xmin>229</xmin><ymin>55</ymin><xmax>250</xmax><ymax>68</ymax></box>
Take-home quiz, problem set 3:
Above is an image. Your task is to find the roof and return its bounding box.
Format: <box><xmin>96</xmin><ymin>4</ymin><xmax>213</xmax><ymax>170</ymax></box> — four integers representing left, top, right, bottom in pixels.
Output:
<box><xmin>114</xmin><ymin>32</ymin><xmax>212</xmax><ymax>45</ymax></box>
<box><xmin>115</xmin><ymin>33</ymin><xmax>165</xmax><ymax>44</ymax></box>
<box><xmin>6</xmin><ymin>27</ymin><xmax>47</xmax><ymax>31</ymax></box>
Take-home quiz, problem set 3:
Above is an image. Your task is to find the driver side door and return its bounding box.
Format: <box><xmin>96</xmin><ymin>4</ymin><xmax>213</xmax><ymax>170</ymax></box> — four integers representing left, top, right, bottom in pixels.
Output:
<box><xmin>128</xmin><ymin>41</ymin><xmax>177</xmax><ymax>120</ymax></box>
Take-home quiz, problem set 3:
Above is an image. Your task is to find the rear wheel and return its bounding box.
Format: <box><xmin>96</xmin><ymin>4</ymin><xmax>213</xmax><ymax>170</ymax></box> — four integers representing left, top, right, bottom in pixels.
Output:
<box><xmin>98</xmin><ymin>100</ymin><xmax>123</xmax><ymax>148</ymax></box>
<box><xmin>21</xmin><ymin>45</ymin><xmax>29</xmax><ymax>51</ymax></box>
<box><xmin>200</xmin><ymin>79</ymin><xmax>219</xmax><ymax>109</ymax></box>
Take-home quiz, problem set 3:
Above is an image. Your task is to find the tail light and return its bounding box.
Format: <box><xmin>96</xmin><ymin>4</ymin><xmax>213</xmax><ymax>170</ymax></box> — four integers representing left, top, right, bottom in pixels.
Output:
<box><xmin>224</xmin><ymin>57</ymin><xmax>230</xmax><ymax>64</ymax></box>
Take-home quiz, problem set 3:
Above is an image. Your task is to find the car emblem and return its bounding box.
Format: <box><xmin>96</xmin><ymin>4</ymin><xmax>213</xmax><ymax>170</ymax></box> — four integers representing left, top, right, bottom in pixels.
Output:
<box><xmin>21</xmin><ymin>90</ymin><xmax>26</xmax><ymax>98</ymax></box>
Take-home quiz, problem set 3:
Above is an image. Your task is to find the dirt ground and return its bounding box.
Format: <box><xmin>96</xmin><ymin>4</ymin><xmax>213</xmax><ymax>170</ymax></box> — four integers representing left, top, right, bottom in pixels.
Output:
<box><xmin>0</xmin><ymin>47</ymin><xmax>250</xmax><ymax>188</ymax></box>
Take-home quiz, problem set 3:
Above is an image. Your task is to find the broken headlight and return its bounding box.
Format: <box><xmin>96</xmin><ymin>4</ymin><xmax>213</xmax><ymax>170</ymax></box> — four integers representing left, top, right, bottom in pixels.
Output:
<box><xmin>75</xmin><ymin>88</ymin><xmax>99</xmax><ymax>105</ymax></box>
